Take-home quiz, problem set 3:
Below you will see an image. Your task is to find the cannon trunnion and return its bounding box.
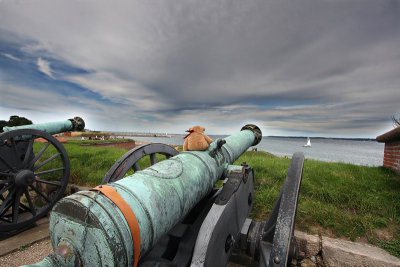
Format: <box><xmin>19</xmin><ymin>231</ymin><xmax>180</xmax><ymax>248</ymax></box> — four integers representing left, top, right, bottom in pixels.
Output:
<box><xmin>0</xmin><ymin>117</ymin><xmax>84</xmax><ymax>234</ymax></box>
<box><xmin>23</xmin><ymin>124</ymin><xmax>304</xmax><ymax>267</ymax></box>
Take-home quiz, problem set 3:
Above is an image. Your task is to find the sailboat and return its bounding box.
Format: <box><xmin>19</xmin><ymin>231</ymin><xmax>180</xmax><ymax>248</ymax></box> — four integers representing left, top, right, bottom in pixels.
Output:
<box><xmin>303</xmin><ymin>137</ymin><xmax>311</xmax><ymax>147</ymax></box>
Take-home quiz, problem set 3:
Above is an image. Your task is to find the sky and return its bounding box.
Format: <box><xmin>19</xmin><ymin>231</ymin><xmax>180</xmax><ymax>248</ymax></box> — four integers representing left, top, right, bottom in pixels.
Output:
<box><xmin>0</xmin><ymin>1</ymin><xmax>399</xmax><ymax>138</ymax></box>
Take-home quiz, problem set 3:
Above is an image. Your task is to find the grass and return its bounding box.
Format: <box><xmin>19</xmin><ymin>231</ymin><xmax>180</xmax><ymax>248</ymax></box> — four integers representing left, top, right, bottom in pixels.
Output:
<box><xmin>33</xmin><ymin>141</ymin><xmax>126</xmax><ymax>186</ymax></box>
<box><xmin>235</xmin><ymin>151</ymin><xmax>400</xmax><ymax>257</ymax></box>
<box><xmin>33</xmin><ymin>139</ymin><xmax>173</xmax><ymax>186</ymax></box>
<box><xmin>41</xmin><ymin>141</ymin><xmax>169</xmax><ymax>186</ymax></box>
<box><xmin>18</xmin><ymin>243</ymin><xmax>31</xmax><ymax>251</ymax></box>
<box><xmin>63</xmin><ymin>143</ymin><xmax>128</xmax><ymax>185</ymax></box>
<box><xmin>67</xmin><ymin>139</ymin><xmax>135</xmax><ymax>145</ymax></box>
<box><xmin>379</xmin><ymin>239</ymin><xmax>400</xmax><ymax>258</ymax></box>
<box><xmin>37</xmin><ymin>141</ymin><xmax>400</xmax><ymax>257</ymax></box>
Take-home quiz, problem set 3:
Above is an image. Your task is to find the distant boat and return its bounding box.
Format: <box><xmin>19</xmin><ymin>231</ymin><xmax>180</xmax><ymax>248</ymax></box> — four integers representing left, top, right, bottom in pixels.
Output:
<box><xmin>303</xmin><ymin>137</ymin><xmax>311</xmax><ymax>147</ymax></box>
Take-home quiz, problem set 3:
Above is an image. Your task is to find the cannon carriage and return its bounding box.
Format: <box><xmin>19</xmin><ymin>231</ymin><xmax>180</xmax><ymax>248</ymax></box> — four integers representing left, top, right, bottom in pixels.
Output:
<box><xmin>0</xmin><ymin>117</ymin><xmax>84</xmax><ymax>234</ymax></box>
<box><xmin>23</xmin><ymin>124</ymin><xmax>304</xmax><ymax>267</ymax></box>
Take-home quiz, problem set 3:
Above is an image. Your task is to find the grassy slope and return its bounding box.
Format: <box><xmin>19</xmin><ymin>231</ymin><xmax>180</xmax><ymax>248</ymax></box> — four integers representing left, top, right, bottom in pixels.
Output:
<box><xmin>62</xmin><ymin>141</ymin><xmax>171</xmax><ymax>186</ymax></box>
<box><xmin>63</xmin><ymin>143</ymin><xmax>127</xmax><ymax>186</ymax></box>
<box><xmin>235</xmin><ymin>151</ymin><xmax>400</xmax><ymax>257</ymax></box>
<box><xmin>60</xmin><ymin>142</ymin><xmax>400</xmax><ymax>257</ymax></box>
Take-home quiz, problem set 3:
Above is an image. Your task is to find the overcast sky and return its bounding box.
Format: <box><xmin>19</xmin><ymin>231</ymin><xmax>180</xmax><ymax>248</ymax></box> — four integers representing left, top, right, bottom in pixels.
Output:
<box><xmin>1</xmin><ymin>0</ymin><xmax>399</xmax><ymax>137</ymax></box>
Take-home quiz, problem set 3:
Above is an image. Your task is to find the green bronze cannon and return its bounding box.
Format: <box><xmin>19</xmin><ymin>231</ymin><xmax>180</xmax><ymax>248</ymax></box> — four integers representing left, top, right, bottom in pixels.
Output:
<box><xmin>23</xmin><ymin>124</ymin><xmax>304</xmax><ymax>267</ymax></box>
<box><xmin>0</xmin><ymin>117</ymin><xmax>84</xmax><ymax>234</ymax></box>
<box><xmin>2</xmin><ymin>117</ymin><xmax>85</xmax><ymax>136</ymax></box>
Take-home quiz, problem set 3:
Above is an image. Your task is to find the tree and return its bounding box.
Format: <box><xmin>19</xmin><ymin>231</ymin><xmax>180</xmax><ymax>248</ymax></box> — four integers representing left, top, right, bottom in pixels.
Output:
<box><xmin>0</xmin><ymin>115</ymin><xmax>33</xmax><ymax>131</ymax></box>
<box><xmin>393</xmin><ymin>115</ymin><xmax>400</xmax><ymax>128</ymax></box>
<box><xmin>8</xmin><ymin>115</ymin><xmax>33</xmax><ymax>126</ymax></box>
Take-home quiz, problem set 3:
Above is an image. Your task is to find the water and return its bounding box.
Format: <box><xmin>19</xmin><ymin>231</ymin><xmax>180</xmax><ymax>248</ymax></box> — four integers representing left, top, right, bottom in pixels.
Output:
<box><xmin>128</xmin><ymin>135</ymin><xmax>384</xmax><ymax>167</ymax></box>
<box><xmin>258</xmin><ymin>137</ymin><xmax>384</xmax><ymax>166</ymax></box>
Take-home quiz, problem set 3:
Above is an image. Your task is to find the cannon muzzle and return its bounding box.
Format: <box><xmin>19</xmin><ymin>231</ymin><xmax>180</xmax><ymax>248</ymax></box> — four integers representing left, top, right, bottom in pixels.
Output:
<box><xmin>23</xmin><ymin>124</ymin><xmax>261</xmax><ymax>267</ymax></box>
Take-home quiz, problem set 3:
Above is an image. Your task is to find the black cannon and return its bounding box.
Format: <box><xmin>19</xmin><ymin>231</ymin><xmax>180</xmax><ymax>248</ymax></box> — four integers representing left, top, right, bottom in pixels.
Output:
<box><xmin>0</xmin><ymin>117</ymin><xmax>84</xmax><ymax>235</ymax></box>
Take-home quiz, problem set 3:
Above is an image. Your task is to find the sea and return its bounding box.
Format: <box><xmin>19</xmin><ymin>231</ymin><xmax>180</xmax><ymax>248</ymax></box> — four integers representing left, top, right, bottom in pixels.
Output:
<box><xmin>127</xmin><ymin>135</ymin><xmax>384</xmax><ymax>167</ymax></box>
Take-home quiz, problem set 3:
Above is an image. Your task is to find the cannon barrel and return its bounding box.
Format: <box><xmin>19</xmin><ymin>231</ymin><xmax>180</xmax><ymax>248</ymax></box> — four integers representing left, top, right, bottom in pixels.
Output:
<box><xmin>2</xmin><ymin>116</ymin><xmax>85</xmax><ymax>134</ymax></box>
<box><xmin>23</xmin><ymin>124</ymin><xmax>262</xmax><ymax>267</ymax></box>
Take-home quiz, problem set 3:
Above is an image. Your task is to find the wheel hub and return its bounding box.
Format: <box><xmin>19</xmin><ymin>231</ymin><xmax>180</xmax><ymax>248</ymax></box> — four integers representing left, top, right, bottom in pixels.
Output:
<box><xmin>15</xmin><ymin>169</ymin><xmax>35</xmax><ymax>187</ymax></box>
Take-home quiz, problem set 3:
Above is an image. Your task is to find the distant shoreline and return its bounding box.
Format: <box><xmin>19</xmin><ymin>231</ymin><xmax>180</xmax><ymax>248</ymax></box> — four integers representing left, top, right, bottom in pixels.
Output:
<box><xmin>106</xmin><ymin>132</ymin><xmax>376</xmax><ymax>142</ymax></box>
<box><xmin>266</xmin><ymin>136</ymin><xmax>376</xmax><ymax>141</ymax></box>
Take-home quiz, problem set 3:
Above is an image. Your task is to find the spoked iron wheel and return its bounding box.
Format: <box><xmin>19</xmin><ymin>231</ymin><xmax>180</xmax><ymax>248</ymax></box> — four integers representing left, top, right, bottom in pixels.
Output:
<box><xmin>0</xmin><ymin>129</ymin><xmax>69</xmax><ymax>233</ymax></box>
<box><xmin>102</xmin><ymin>143</ymin><xmax>179</xmax><ymax>184</ymax></box>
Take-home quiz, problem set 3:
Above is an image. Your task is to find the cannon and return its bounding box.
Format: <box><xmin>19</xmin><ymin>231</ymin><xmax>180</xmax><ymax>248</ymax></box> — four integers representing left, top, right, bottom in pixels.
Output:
<box><xmin>23</xmin><ymin>124</ymin><xmax>304</xmax><ymax>267</ymax></box>
<box><xmin>0</xmin><ymin>117</ymin><xmax>85</xmax><ymax>235</ymax></box>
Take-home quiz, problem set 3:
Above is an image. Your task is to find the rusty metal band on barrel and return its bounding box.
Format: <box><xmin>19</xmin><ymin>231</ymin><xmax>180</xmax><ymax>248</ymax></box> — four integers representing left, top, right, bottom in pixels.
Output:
<box><xmin>92</xmin><ymin>185</ymin><xmax>141</xmax><ymax>267</ymax></box>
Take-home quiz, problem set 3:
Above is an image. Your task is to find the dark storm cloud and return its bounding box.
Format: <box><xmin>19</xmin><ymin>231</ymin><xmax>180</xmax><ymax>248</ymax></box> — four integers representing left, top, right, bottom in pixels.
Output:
<box><xmin>0</xmin><ymin>0</ymin><xmax>399</xmax><ymax>136</ymax></box>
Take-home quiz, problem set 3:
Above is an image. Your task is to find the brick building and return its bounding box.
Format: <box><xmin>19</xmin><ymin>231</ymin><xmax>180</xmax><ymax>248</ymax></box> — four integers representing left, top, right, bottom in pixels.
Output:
<box><xmin>376</xmin><ymin>126</ymin><xmax>400</xmax><ymax>173</ymax></box>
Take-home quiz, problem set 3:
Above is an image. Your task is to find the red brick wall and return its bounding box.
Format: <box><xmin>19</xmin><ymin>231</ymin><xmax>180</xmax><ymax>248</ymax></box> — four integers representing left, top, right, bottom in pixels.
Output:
<box><xmin>383</xmin><ymin>141</ymin><xmax>400</xmax><ymax>173</ymax></box>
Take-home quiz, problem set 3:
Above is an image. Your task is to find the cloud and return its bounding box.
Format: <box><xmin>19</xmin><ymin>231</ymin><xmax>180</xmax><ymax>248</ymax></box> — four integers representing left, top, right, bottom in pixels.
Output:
<box><xmin>0</xmin><ymin>0</ymin><xmax>399</xmax><ymax>137</ymax></box>
<box><xmin>65</xmin><ymin>71</ymin><xmax>171</xmax><ymax>111</ymax></box>
<box><xmin>0</xmin><ymin>83</ymin><xmax>71</xmax><ymax>114</ymax></box>
<box><xmin>1</xmin><ymin>52</ymin><xmax>21</xmax><ymax>61</ymax></box>
<box><xmin>36</xmin><ymin>57</ymin><xmax>54</xmax><ymax>78</ymax></box>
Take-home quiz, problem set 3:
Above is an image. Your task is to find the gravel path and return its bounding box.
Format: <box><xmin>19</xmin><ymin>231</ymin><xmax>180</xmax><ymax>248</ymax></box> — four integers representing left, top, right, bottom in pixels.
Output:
<box><xmin>0</xmin><ymin>238</ymin><xmax>52</xmax><ymax>267</ymax></box>
<box><xmin>0</xmin><ymin>238</ymin><xmax>301</xmax><ymax>266</ymax></box>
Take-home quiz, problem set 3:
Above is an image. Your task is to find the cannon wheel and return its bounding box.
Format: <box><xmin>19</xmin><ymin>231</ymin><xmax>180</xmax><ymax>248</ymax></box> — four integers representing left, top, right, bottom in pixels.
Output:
<box><xmin>102</xmin><ymin>143</ymin><xmax>179</xmax><ymax>184</ymax></box>
<box><xmin>0</xmin><ymin>129</ymin><xmax>70</xmax><ymax>233</ymax></box>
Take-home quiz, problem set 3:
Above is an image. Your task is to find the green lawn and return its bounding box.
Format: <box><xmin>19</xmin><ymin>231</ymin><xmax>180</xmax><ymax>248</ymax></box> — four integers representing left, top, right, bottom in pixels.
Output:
<box><xmin>48</xmin><ymin>142</ymin><xmax>400</xmax><ymax>257</ymax></box>
<box><xmin>60</xmin><ymin>141</ymin><xmax>172</xmax><ymax>186</ymax></box>
<box><xmin>235</xmin><ymin>151</ymin><xmax>400</xmax><ymax>258</ymax></box>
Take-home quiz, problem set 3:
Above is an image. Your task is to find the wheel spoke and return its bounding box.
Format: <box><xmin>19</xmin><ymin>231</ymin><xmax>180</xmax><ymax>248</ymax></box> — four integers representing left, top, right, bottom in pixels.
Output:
<box><xmin>0</xmin><ymin>179</ymin><xmax>13</xmax><ymax>186</ymax></box>
<box><xmin>29</xmin><ymin>142</ymin><xmax>50</xmax><ymax>168</ymax></box>
<box><xmin>0</xmin><ymin>188</ymin><xmax>15</xmax><ymax>217</ymax></box>
<box><xmin>133</xmin><ymin>162</ymin><xmax>141</xmax><ymax>172</ymax></box>
<box><xmin>10</xmin><ymin>138</ymin><xmax>22</xmax><ymax>169</ymax></box>
<box><xmin>0</xmin><ymin>216</ymin><xmax>11</xmax><ymax>223</ymax></box>
<box><xmin>36</xmin><ymin>178</ymin><xmax>62</xmax><ymax>187</ymax></box>
<box><xmin>0</xmin><ymin>184</ymin><xmax>12</xmax><ymax>196</ymax></box>
<box><xmin>25</xmin><ymin>189</ymin><xmax>36</xmax><ymax>216</ymax></box>
<box><xmin>0</xmin><ymin>172</ymin><xmax>14</xmax><ymax>177</ymax></box>
<box><xmin>150</xmin><ymin>153</ymin><xmax>157</xmax><ymax>165</ymax></box>
<box><xmin>19</xmin><ymin>202</ymin><xmax>32</xmax><ymax>212</ymax></box>
<box><xmin>29</xmin><ymin>184</ymin><xmax>51</xmax><ymax>203</ymax></box>
<box><xmin>12</xmin><ymin>189</ymin><xmax>23</xmax><ymax>223</ymax></box>
<box><xmin>35</xmin><ymin>167</ymin><xmax>64</xmax><ymax>176</ymax></box>
<box><xmin>0</xmin><ymin>201</ymin><xmax>13</xmax><ymax>218</ymax></box>
<box><xmin>33</xmin><ymin>153</ymin><xmax>61</xmax><ymax>171</ymax></box>
<box><xmin>22</xmin><ymin>138</ymin><xmax>35</xmax><ymax>168</ymax></box>
<box><xmin>0</xmin><ymin>154</ymin><xmax>15</xmax><ymax>172</ymax></box>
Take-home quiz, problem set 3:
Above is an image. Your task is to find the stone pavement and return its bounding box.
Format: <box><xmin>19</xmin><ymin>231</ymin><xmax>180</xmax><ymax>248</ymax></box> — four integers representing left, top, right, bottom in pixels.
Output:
<box><xmin>295</xmin><ymin>230</ymin><xmax>400</xmax><ymax>267</ymax></box>
<box><xmin>0</xmin><ymin>216</ymin><xmax>49</xmax><ymax>257</ymax></box>
<box><xmin>1</xmin><ymin>218</ymin><xmax>400</xmax><ymax>266</ymax></box>
<box><xmin>0</xmin><ymin>184</ymin><xmax>91</xmax><ymax>258</ymax></box>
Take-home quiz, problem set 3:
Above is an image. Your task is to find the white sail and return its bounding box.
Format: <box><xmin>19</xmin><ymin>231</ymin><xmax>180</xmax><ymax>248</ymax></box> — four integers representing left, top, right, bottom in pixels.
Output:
<box><xmin>303</xmin><ymin>137</ymin><xmax>311</xmax><ymax>147</ymax></box>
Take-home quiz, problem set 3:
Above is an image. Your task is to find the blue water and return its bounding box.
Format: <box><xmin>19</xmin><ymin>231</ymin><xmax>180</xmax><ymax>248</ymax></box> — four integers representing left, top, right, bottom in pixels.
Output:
<box><xmin>258</xmin><ymin>137</ymin><xmax>384</xmax><ymax>166</ymax></box>
<box><xmin>128</xmin><ymin>135</ymin><xmax>384</xmax><ymax>167</ymax></box>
